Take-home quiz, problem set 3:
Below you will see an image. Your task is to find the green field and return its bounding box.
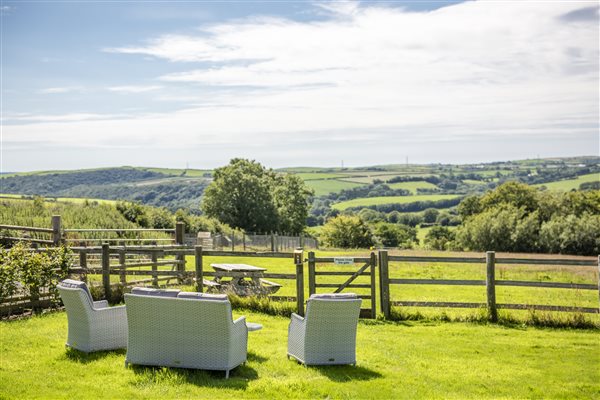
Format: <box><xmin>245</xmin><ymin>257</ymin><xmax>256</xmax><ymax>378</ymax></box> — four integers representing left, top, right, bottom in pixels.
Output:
<box><xmin>388</xmin><ymin>181</ymin><xmax>438</xmax><ymax>193</ymax></box>
<box><xmin>0</xmin><ymin>194</ymin><xmax>117</xmax><ymax>205</ymax></box>
<box><xmin>292</xmin><ymin>173</ymin><xmax>346</xmax><ymax>181</ymax></box>
<box><xmin>304</xmin><ymin>180</ymin><xmax>365</xmax><ymax>196</ymax></box>
<box><xmin>535</xmin><ymin>173</ymin><xmax>599</xmax><ymax>191</ymax></box>
<box><xmin>332</xmin><ymin>194</ymin><xmax>462</xmax><ymax>211</ymax></box>
<box><xmin>1</xmin><ymin>309</ymin><xmax>598</xmax><ymax>399</ymax></box>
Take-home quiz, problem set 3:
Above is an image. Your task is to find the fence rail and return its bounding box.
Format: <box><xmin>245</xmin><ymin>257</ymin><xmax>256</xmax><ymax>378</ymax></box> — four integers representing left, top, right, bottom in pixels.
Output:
<box><xmin>379</xmin><ymin>251</ymin><xmax>600</xmax><ymax>320</ymax></box>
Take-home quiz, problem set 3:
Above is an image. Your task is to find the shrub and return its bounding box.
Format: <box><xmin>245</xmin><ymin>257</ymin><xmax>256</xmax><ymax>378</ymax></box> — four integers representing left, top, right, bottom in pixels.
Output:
<box><xmin>0</xmin><ymin>243</ymin><xmax>73</xmax><ymax>308</ymax></box>
<box><xmin>373</xmin><ymin>223</ymin><xmax>417</xmax><ymax>248</ymax></box>
<box><xmin>424</xmin><ymin>226</ymin><xmax>456</xmax><ymax>250</ymax></box>
<box><xmin>320</xmin><ymin>215</ymin><xmax>374</xmax><ymax>248</ymax></box>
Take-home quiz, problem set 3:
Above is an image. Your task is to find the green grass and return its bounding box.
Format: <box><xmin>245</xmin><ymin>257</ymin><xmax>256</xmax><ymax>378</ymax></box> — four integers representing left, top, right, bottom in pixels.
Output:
<box><xmin>332</xmin><ymin>194</ymin><xmax>461</xmax><ymax>211</ymax></box>
<box><xmin>387</xmin><ymin>181</ymin><xmax>438</xmax><ymax>193</ymax></box>
<box><xmin>0</xmin><ymin>194</ymin><xmax>117</xmax><ymax>205</ymax></box>
<box><xmin>535</xmin><ymin>173</ymin><xmax>599</xmax><ymax>191</ymax></box>
<box><xmin>304</xmin><ymin>180</ymin><xmax>365</xmax><ymax>196</ymax></box>
<box><xmin>1</xmin><ymin>310</ymin><xmax>598</xmax><ymax>399</ymax></box>
<box><xmin>292</xmin><ymin>173</ymin><xmax>346</xmax><ymax>181</ymax></box>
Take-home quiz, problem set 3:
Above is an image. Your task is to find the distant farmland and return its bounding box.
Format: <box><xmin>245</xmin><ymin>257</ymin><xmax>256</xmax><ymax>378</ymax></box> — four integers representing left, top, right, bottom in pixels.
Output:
<box><xmin>534</xmin><ymin>173</ymin><xmax>599</xmax><ymax>191</ymax></box>
<box><xmin>332</xmin><ymin>194</ymin><xmax>462</xmax><ymax>211</ymax></box>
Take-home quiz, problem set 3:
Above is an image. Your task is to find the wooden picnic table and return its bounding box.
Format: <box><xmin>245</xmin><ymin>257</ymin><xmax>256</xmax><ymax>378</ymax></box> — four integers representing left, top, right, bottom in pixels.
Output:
<box><xmin>209</xmin><ymin>263</ymin><xmax>282</xmax><ymax>296</ymax></box>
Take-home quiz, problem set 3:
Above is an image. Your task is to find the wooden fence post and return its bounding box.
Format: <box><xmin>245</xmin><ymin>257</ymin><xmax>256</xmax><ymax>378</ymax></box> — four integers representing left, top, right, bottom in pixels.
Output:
<box><xmin>151</xmin><ymin>251</ymin><xmax>158</xmax><ymax>288</ymax></box>
<box><xmin>370</xmin><ymin>252</ymin><xmax>377</xmax><ymax>319</ymax></box>
<box><xmin>118</xmin><ymin>248</ymin><xmax>126</xmax><ymax>285</ymax></box>
<box><xmin>175</xmin><ymin>222</ymin><xmax>185</xmax><ymax>283</ymax></box>
<box><xmin>597</xmin><ymin>255</ymin><xmax>600</xmax><ymax>313</ymax></box>
<box><xmin>378</xmin><ymin>250</ymin><xmax>390</xmax><ymax>319</ymax></box>
<box><xmin>231</xmin><ymin>230</ymin><xmax>235</xmax><ymax>252</ymax></box>
<box><xmin>79</xmin><ymin>251</ymin><xmax>88</xmax><ymax>283</ymax></box>
<box><xmin>242</xmin><ymin>233</ymin><xmax>246</xmax><ymax>251</ymax></box>
<box><xmin>102</xmin><ymin>243</ymin><xmax>111</xmax><ymax>300</ymax></box>
<box><xmin>52</xmin><ymin>215</ymin><xmax>61</xmax><ymax>246</ymax></box>
<box><xmin>486</xmin><ymin>251</ymin><xmax>497</xmax><ymax>322</ymax></box>
<box><xmin>308</xmin><ymin>251</ymin><xmax>316</xmax><ymax>296</ymax></box>
<box><xmin>195</xmin><ymin>246</ymin><xmax>203</xmax><ymax>293</ymax></box>
<box><xmin>296</xmin><ymin>254</ymin><xmax>305</xmax><ymax>316</ymax></box>
<box><xmin>270</xmin><ymin>233</ymin><xmax>275</xmax><ymax>252</ymax></box>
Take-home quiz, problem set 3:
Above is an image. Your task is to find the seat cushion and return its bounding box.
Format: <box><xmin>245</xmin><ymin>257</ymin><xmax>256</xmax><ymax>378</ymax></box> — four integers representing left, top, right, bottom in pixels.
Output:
<box><xmin>130</xmin><ymin>287</ymin><xmax>180</xmax><ymax>297</ymax></box>
<box><xmin>310</xmin><ymin>293</ymin><xmax>357</xmax><ymax>300</ymax></box>
<box><xmin>177</xmin><ymin>292</ymin><xmax>228</xmax><ymax>301</ymax></box>
<box><xmin>59</xmin><ymin>279</ymin><xmax>93</xmax><ymax>303</ymax></box>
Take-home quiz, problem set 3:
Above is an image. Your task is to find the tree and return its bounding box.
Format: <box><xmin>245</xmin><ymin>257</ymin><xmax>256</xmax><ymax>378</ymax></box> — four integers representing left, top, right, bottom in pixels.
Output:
<box><xmin>202</xmin><ymin>159</ymin><xmax>312</xmax><ymax>233</ymax></box>
<box><xmin>424</xmin><ymin>226</ymin><xmax>455</xmax><ymax>250</ymax></box>
<box><xmin>480</xmin><ymin>181</ymin><xmax>539</xmax><ymax>213</ymax></box>
<box><xmin>272</xmin><ymin>174</ymin><xmax>314</xmax><ymax>234</ymax></box>
<box><xmin>374</xmin><ymin>223</ymin><xmax>417</xmax><ymax>248</ymax></box>
<box><xmin>422</xmin><ymin>208</ymin><xmax>439</xmax><ymax>223</ymax></box>
<box><xmin>320</xmin><ymin>215</ymin><xmax>374</xmax><ymax>248</ymax></box>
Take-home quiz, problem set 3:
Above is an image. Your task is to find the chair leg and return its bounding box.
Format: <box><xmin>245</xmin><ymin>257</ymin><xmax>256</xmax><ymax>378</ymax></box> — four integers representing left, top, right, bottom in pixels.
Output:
<box><xmin>225</xmin><ymin>370</ymin><xmax>229</xmax><ymax>379</ymax></box>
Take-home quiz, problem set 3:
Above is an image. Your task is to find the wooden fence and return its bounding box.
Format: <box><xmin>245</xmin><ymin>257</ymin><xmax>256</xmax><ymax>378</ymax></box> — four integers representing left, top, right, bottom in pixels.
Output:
<box><xmin>307</xmin><ymin>251</ymin><xmax>378</xmax><ymax>318</ymax></box>
<box><xmin>378</xmin><ymin>250</ymin><xmax>600</xmax><ymax>320</ymax></box>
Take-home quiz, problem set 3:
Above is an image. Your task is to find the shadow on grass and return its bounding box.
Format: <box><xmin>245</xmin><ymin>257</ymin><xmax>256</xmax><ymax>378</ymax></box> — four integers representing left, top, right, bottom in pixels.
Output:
<box><xmin>128</xmin><ymin>362</ymin><xmax>259</xmax><ymax>390</ymax></box>
<box><xmin>64</xmin><ymin>347</ymin><xmax>126</xmax><ymax>364</ymax></box>
<box><xmin>247</xmin><ymin>351</ymin><xmax>268</xmax><ymax>363</ymax></box>
<box><xmin>309</xmin><ymin>364</ymin><xmax>382</xmax><ymax>382</ymax></box>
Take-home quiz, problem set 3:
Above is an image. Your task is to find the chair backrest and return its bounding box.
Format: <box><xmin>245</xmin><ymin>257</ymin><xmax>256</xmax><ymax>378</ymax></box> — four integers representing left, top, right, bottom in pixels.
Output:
<box><xmin>125</xmin><ymin>293</ymin><xmax>235</xmax><ymax>340</ymax></box>
<box><xmin>304</xmin><ymin>294</ymin><xmax>362</xmax><ymax>348</ymax></box>
<box><xmin>57</xmin><ymin>281</ymin><xmax>94</xmax><ymax>318</ymax></box>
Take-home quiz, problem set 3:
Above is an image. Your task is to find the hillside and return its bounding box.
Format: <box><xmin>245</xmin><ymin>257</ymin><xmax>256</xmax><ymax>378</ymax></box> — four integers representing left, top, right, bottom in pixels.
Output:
<box><xmin>1</xmin><ymin>157</ymin><xmax>598</xmax><ymax>217</ymax></box>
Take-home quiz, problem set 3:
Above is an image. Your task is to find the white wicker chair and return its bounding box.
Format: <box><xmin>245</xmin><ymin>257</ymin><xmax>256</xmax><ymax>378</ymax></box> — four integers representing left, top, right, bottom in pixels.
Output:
<box><xmin>288</xmin><ymin>293</ymin><xmax>362</xmax><ymax>366</ymax></box>
<box><xmin>124</xmin><ymin>291</ymin><xmax>248</xmax><ymax>378</ymax></box>
<box><xmin>57</xmin><ymin>279</ymin><xmax>128</xmax><ymax>353</ymax></box>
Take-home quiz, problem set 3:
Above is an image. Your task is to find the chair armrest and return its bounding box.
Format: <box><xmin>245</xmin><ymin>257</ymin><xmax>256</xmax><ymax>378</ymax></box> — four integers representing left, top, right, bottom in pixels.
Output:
<box><xmin>233</xmin><ymin>315</ymin><xmax>246</xmax><ymax>327</ymax></box>
<box><xmin>291</xmin><ymin>313</ymin><xmax>304</xmax><ymax>323</ymax></box>
<box><xmin>93</xmin><ymin>300</ymin><xmax>109</xmax><ymax>309</ymax></box>
<box><xmin>95</xmin><ymin>304</ymin><xmax>127</xmax><ymax>319</ymax></box>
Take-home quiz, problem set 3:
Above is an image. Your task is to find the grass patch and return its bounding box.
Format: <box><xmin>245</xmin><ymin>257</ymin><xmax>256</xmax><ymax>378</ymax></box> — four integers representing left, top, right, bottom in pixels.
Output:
<box><xmin>387</xmin><ymin>181</ymin><xmax>438</xmax><ymax>193</ymax></box>
<box><xmin>332</xmin><ymin>194</ymin><xmax>461</xmax><ymax>210</ymax></box>
<box><xmin>304</xmin><ymin>179</ymin><xmax>365</xmax><ymax>196</ymax></box>
<box><xmin>534</xmin><ymin>173</ymin><xmax>599</xmax><ymax>191</ymax></box>
<box><xmin>1</xmin><ymin>310</ymin><xmax>598</xmax><ymax>399</ymax></box>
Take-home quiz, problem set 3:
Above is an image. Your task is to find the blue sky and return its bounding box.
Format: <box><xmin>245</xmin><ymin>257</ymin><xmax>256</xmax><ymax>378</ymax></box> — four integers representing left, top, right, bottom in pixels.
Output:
<box><xmin>1</xmin><ymin>1</ymin><xmax>598</xmax><ymax>172</ymax></box>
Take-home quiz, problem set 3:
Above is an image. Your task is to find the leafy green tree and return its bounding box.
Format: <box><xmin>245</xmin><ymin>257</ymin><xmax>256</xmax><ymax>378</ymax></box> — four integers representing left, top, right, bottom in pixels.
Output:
<box><xmin>202</xmin><ymin>159</ymin><xmax>278</xmax><ymax>232</ymax></box>
<box><xmin>320</xmin><ymin>215</ymin><xmax>374</xmax><ymax>248</ymax></box>
<box><xmin>202</xmin><ymin>159</ymin><xmax>312</xmax><ymax>233</ymax></box>
<box><xmin>374</xmin><ymin>223</ymin><xmax>417</xmax><ymax>248</ymax></box>
<box><xmin>455</xmin><ymin>206</ymin><xmax>522</xmax><ymax>251</ymax></box>
<box><xmin>424</xmin><ymin>226</ymin><xmax>455</xmax><ymax>250</ymax></box>
<box><xmin>539</xmin><ymin>213</ymin><xmax>600</xmax><ymax>255</ymax></box>
<box><xmin>422</xmin><ymin>208</ymin><xmax>439</xmax><ymax>223</ymax></box>
<box><xmin>480</xmin><ymin>181</ymin><xmax>539</xmax><ymax>213</ymax></box>
<box><xmin>457</xmin><ymin>195</ymin><xmax>481</xmax><ymax>219</ymax></box>
<box><xmin>272</xmin><ymin>174</ymin><xmax>314</xmax><ymax>234</ymax></box>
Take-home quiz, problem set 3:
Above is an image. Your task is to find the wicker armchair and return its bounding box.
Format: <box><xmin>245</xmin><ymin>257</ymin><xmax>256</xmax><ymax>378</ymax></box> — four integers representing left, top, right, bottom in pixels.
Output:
<box><xmin>57</xmin><ymin>279</ymin><xmax>128</xmax><ymax>353</ymax></box>
<box><xmin>124</xmin><ymin>290</ymin><xmax>248</xmax><ymax>378</ymax></box>
<box><xmin>288</xmin><ymin>293</ymin><xmax>362</xmax><ymax>365</ymax></box>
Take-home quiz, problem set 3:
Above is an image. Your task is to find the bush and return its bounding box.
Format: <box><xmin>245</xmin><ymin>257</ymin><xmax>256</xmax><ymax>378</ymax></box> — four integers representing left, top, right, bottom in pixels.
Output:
<box><xmin>373</xmin><ymin>223</ymin><xmax>417</xmax><ymax>248</ymax></box>
<box><xmin>424</xmin><ymin>226</ymin><xmax>455</xmax><ymax>250</ymax></box>
<box><xmin>320</xmin><ymin>215</ymin><xmax>374</xmax><ymax>248</ymax></box>
<box><xmin>0</xmin><ymin>243</ymin><xmax>73</xmax><ymax>308</ymax></box>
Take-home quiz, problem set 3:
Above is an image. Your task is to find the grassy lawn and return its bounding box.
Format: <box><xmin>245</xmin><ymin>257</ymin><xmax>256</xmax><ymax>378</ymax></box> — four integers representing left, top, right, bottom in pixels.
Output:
<box><xmin>304</xmin><ymin>180</ymin><xmax>365</xmax><ymax>196</ymax></box>
<box><xmin>534</xmin><ymin>173</ymin><xmax>599</xmax><ymax>191</ymax></box>
<box><xmin>332</xmin><ymin>194</ymin><xmax>461</xmax><ymax>211</ymax></box>
<box><xmin>387</xmin><ymin>181</ymin><xmax>438</xmax><ymax>193</ymax></box>
<box><xmin>1</xmin><ymin>310</ymin><xmax>598</xmax><ymax>399</ymax></box>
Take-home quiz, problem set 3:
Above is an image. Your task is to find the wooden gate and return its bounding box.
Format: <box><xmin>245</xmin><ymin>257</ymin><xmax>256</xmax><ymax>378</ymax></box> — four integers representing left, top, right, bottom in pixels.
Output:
<box><xmin>306</xmin><ymin>251</ymin><xmax>377</xmax><ymax>318</ymax></box>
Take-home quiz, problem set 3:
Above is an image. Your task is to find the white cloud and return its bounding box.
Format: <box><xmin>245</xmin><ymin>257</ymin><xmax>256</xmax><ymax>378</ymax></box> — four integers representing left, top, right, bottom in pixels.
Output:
<box><xmin>8</xmin><ymin>1</ymin><xmax>599</xmax><ymax>168</ymax></box>
<box><xmin>107</xmin><ymin>85</ymin><xmax>163</xmax><ymax>93</ymax></box>
<box><xmin>38</xmin><ymin>86</ymin><xmax>84</xmax><ymax>94</ymax></box>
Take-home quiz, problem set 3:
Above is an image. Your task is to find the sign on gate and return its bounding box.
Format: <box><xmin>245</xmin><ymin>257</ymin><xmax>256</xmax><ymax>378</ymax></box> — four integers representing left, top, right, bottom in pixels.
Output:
<box><xmin>334</xmin><ymin>257</ymin><xmax>355</xmax><ymax>265</ymax></box>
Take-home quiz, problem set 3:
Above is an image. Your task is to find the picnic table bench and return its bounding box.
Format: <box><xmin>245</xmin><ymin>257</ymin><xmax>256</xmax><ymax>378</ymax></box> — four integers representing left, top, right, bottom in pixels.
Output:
<box><xmin>208</xmin><ymin>263</ymin><xmax>282</xmax><ymax>296</ymax></box>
